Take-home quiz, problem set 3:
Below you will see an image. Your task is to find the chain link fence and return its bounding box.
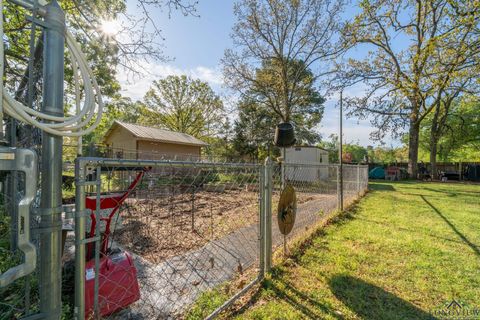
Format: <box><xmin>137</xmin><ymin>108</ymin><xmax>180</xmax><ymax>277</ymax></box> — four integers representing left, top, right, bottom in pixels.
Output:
<box><xmin>268</xmin><ymin>163</ymin><xmax>368</xmax><ymax>258</ymax></box>
<box><xmin>72</xmin><ymin>158</ymin><xmax>264</xmax><ymax>319</ymax></box>
<box><xmin>1</xmin><ymin>156</ymin><xmax>368</xmax><ymax>320</ymax></box>
<box><xmin>342</xmin><ymin>164</ymin><xmax>369</xmax><ymax>208</ymax></box>
<box><xmin>269</xmin><ymin>163</ymin><xmax>339</xmax><ymax>254</ymax></box>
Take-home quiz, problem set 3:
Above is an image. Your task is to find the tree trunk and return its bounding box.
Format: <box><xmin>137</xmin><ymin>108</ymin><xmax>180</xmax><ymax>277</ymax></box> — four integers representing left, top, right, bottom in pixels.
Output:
<box><xmin>429</xmin><ymin>104</ymin><xmax>441</xmax><ymax>180</ymax></box>
<box><xmin>408</xmin><ymin>119</ymin><xmax>420</xmax><ymax>179</ymax></box>
<box><xmin>430</xmin><ymin>140</ymin><xmax>438</xmax><ymax>179</ymax></box>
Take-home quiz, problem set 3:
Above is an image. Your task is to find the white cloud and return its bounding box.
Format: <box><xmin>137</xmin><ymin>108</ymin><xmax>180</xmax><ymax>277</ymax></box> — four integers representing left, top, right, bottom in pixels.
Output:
<box><xmin>118</xmin><ymin>62</ymin><xmax>223</xmax><ymax>100</ymax></box>
<box><xmin>191</xmin><ymin>66</ymin><xmax>223</xmax><ymax>85</ymax></box>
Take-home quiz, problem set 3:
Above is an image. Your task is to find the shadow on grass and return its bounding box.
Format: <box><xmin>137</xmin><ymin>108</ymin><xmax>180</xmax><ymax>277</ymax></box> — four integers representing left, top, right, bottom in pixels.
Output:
<box><xmin>231</xmin><ymin>272</ymin><xmax>345</xmax><ymax>320</ymax></box>
<box><xmin>289</xmin><ymin>208</ymin><xmax>358</xmax><ymax>263</ymax></box>
<box><xmin>369</xmin><ymin>183</ymin><xmax>396</xmax><ymax>191</ymax></box>
<box><xmin>390</xmin><ymin>182</ymin><xmax>480</xmax><ymax>197</ymax></box>
<box><xmin>329</xmin><ymin>275</ymin><xmax>435</xmax><ymax>320</ymax></box>
<box><xmin>421</xmin><ymin>195</ymin><xmax>480</xmax><ymax>257</ymax></box>
<box><xmin>268</xmin><ymin>278</ymin><xmax>344</xmax><ymax>320</ymax></box>
<box><xmin>228</xmin><ymin>283</ymin><xmax>264</xmax><ymax>318</ymax></box>
<box><xmin>421</xmin><ymin>186</ymin><xmax>480</xmax><ymax>197</ymax></box>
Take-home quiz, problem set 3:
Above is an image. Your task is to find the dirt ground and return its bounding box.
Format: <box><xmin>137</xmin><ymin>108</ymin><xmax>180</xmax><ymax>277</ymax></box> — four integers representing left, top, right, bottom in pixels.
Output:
<box><xmin>114</xmin><ymin>188</ymin><xmax>320</xmax><ymax>263</ymax></box>
<box><xmin>114</xmin><ymin>189</ymin><xmax>258</xmax><ymax>263</ymax></box>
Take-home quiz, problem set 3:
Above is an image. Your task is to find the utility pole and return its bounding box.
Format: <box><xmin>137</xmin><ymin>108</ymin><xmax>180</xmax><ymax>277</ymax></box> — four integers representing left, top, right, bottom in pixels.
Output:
<box><xmin>338</xmin><ymin>90</ymin><xmax>344</xmax><ymax>211</ymax></box>
<box><xmin>39</xmin><ymin>1</ymin><xmax>64</xmax><ymax>318</ymax></box>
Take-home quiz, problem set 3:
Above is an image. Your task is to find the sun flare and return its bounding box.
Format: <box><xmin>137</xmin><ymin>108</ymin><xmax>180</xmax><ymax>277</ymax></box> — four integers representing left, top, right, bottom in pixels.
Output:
<box><xmin>99</xmin><ymin>19</ymin><xmax>120</xmax><ymax>36</ymax></box>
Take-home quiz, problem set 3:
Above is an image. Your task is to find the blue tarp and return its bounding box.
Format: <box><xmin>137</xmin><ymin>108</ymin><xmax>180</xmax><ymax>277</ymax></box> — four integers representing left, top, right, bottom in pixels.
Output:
<box><xmin>369</xmin><ymin>167</ymin><xmax>385</xmax><ymax>179</ymax></box>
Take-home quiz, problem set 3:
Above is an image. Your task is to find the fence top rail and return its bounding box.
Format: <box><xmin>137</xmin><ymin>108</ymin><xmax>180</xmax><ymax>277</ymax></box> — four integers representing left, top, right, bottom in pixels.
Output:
<box><xmin>282</xmin><ymin>163</ymin><xmax>336</xmax><ymax>168</ymax></box>
<box><xmin>342</xmin><ymin>164</ymin><xmax>369</xmax><ymax>168</ymax></box>
<box><xmin>75</xmin><ymin>157</ymin><xmax>262</xmax><ymax>169</ymax></box>
<box><xmin>282</xmin><ymin>162</ymin><xmax>368</xmax><ymax>168</ymax></box>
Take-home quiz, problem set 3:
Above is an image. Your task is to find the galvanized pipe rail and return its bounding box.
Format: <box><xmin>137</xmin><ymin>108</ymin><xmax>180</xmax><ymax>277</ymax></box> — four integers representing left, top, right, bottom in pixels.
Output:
<box><xmin>38</xmin><ymin>2</ymin><xmax>64</xmax><ymax>318</ymax></box>
<box><xmin>81</xmin><ymin>157</ymin><xmax>262</xmax><ymax>168</ymax></box>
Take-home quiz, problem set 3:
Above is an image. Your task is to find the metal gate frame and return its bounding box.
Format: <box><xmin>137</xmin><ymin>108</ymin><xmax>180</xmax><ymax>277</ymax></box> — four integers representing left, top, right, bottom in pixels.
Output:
<box><xmin>73</xmin><ymin>157</ymin><xmax>269</xmax><ymax>319</ymax></box>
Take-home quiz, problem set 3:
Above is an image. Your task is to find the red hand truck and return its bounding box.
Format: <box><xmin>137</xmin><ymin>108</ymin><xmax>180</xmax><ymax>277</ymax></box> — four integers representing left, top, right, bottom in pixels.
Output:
<box><xmin>84</xmin><ymin>167</ymin><xmax>149</xmax><ymax>317</ymax></box>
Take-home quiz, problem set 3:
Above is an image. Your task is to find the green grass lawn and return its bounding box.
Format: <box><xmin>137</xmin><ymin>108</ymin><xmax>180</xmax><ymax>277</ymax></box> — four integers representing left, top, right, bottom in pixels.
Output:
<box><xmin>209</xmin><ymin>181</ymin><xmax>480</xmax><ymax>319</ymax></box>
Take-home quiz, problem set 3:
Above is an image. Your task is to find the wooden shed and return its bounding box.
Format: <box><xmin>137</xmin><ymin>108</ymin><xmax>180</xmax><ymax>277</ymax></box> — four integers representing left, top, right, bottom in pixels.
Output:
<box><xmin>103</xmin><ymin>121</ymin><xmax>208</xmax><ymax>160</ymax></box>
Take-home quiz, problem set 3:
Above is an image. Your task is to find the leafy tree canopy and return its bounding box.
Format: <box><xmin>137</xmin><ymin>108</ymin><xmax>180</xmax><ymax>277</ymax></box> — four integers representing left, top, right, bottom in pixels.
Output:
<box><xmin>419</xmin><ymin>97</ymin><xmax>480</xmax><ymax>162</ymax></box>
<box><xmin>251</xmin><ymin>58</ymin><xmax>325</xmax><ymax>131</ymax></box>
<box><xmin>231</xmin><ymin>59</ymin><xmax>325</xmax><ymax>161</ymax></box>
<box><xmin>339</xmin><ymin>0</ymin><xmax>480</xmax><ymax>176</ymax></box>
<box><xmin>143</xmin><ymin>75</ymin><xmax>226</xmax><ymax>139</ymax></box>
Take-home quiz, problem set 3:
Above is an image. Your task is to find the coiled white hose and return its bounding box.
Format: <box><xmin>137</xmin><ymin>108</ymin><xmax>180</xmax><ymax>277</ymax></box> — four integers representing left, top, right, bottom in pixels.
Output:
<box><xmin>1</xmin><ymin>0</ymin><xmax>104</xmax><ymax>137</ymax></box>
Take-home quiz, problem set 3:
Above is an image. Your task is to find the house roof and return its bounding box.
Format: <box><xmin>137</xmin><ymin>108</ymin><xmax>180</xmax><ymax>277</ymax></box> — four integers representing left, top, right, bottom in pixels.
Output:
<box><xmin>105</xmin><ymin>121</ymin><xmax>208</xmax><ymax>147</ymax></box>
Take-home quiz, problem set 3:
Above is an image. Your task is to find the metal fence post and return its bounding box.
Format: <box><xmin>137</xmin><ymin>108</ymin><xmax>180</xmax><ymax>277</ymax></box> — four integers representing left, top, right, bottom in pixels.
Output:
<box><xmin>74</xmin><ymin>159</ymin><xmax>86</xmax><ymax>320</ymax></box>
<box><xmin>357</xmin><ymin>164</ymin><xmax>360</xmax><ymax>196</ymax></box>
<box><xmin>338</xmin><ymin>90</ymin><xmax>344</xmax><ymax>212</ymax></box>
<box><xmin>264</xmin><ymin>157</ymin><xmax>273</xmax><ymax>272</ymax></box>
<box><xmin>94</xmin><ymin>166</ymin><xmax>102</xmax><ymax>317</ymax></box>
<box><xmin>280</xmin><ymin>148</ymin><xmax>285</xmax><ymax>189</ymax></box>
<box><xmin>365</xmin><ymin>166</ymin><xmax>368</xmax><ymax>190</ymax></box>
<box><xmin>39</xmin><ymin>2</ymin><xmax>65</xmax><ymax>318</ymax></box>
<box><xmin>337</xmin><ymin>165</ymin><xmax>343</xmax><ymax>211</ymax></box>
<box><xmin>259</xmin><ymin>165</ymin><xmax>265</xmax><ymax>278</ymax></box>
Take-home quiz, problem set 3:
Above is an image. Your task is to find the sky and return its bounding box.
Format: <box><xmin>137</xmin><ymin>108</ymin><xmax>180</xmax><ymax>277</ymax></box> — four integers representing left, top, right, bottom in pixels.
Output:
<box><xmin>119</xmin><ymin>0</ymin><xmax>402</xmax><ymax>147</ymax></box>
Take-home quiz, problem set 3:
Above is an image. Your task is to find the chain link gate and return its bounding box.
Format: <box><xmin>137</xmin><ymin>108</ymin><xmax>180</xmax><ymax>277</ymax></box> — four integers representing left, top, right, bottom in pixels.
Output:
<box><xmin>267</xmin><ymin>161</ymin><xmax>369</xmax><ymax>263</ymax></box>
<box><xmin>73</xmin><ymin>158</ymin><xmax>265</xmax><ymax>319</ymax></box>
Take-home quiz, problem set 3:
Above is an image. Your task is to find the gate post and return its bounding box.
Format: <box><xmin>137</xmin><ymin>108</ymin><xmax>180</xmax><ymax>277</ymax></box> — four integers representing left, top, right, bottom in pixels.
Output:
<box><xmin>39</xmin><ymin>2</ymin><xmax>65</xmax><ymax>318</ymax></box>
<box><xmin>264</xmin><ymin>157</ymin><xmax>273</xmax><ymax>272</ymax></box>
<box><xmin>74</xmin><ymin>158</ymin><xmax>87</xmax><ymax>320</ymax></box>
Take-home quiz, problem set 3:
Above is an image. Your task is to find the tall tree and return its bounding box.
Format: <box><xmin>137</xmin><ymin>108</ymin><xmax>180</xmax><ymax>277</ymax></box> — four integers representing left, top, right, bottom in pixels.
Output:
<box><xmin>232</xmin><ymin>98</ymin><xmax>276</xmax><ymax>161</ymax></box>
<box><xmin>250</xmin><ymin>59</ymin><xmax>325</xmax><ymax>140</ymax></box>
<box><xmin>426</xmin><ymin>19</ymin><xmax>480</xmax><ymax>175</ymax></box>
<box><xmin>223</xmin><ymin>0</ymin><xmax>344</xmax><ymax>123</ymax></box>
<box><xmin>84</xmin><ymin>96</ymin><xmax>148</xmax><ymax>143</ymax></box>
<box><xmin>65</xmin><ymin>0</ymin><xmax>199</xmax><ymax>75</ymax></box>
<box><xmin>339</xmin><ymin>0</ymin><xmax>480</xmax><ymax>177</ymax></box>
<box><xmin>4</xmin><ymin>0</ymin><xmax>199</xmax><ymax>94</ymax></box>
<box><xmin>232</xmin><ymin>60</ymin><xmax>326</xmax><ymax>161</ymax></box>
<box><xmin>427</xmin><ymin>79</ymin><xmax>476</xmax><ymax>176</ymax></box>
<box><xmin>143</xmin><ymin>75</ymin><xmax>225</xmax><ymax>138</ymax></box>
<box><xmin>420</xmin><ymin>97</ymin><xmax>480</xmax><ymax>163</ymax></box>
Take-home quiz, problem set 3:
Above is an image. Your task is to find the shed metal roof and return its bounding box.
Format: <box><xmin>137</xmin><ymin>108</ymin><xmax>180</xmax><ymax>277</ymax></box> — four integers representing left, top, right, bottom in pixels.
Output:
<box><xmin>106</xmin><ymin>121</ymin><xmax>208</xmax><ymax>147</ymax></box>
